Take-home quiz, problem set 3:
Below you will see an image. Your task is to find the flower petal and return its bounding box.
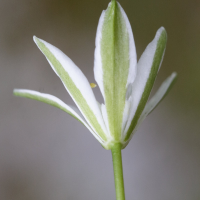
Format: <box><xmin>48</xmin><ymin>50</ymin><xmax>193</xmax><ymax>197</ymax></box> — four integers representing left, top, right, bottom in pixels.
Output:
<box><xmin>13</xmin><ymin>89</ymin><xmax>105</xmax><ymax>144</ymax></box>
<box><xmin>94</xmin><ymin>1</ymin><xmax>137</xmax><ymax>139</ymax></box>
<box><xmin>123</xmin><ymin>27</ymin><xmax>167</xmax><ymax>141</ymax></box>
<box><xmin>122</xmin><ymin>72</ymin><xmax>177</xmax><ymax>145</ymax></box>
<box><xmin>32</xmin><ymin>37</ymin><xmax>108</xmax><ymax>141</ymax></box>
<box><xmin>141</xmin><ymin>72</ymin><xmax>177</xmax><ymax>118</ymax></box>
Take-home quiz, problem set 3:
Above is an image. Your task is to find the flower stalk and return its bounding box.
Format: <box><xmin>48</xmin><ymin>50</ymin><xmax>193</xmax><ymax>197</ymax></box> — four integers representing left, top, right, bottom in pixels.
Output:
<box><xmin>111</xmin><ymin>143</ymin><xmax>125</xmax><ymax>200</ymax></box>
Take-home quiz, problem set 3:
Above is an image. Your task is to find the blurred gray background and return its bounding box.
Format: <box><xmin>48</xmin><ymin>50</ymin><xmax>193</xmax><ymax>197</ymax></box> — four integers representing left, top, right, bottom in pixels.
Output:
<box><xmin>0</xmin><ymin>0</ymin><xmax>200</xmax><ymax>200</ymax></box>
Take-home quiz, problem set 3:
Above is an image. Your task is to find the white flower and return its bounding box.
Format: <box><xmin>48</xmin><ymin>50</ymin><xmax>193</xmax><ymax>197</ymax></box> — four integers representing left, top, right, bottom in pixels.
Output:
<box><xmin>14</xmin><ymin>0</ymin><xmax>176</xmax><ymax>150</ymax></box>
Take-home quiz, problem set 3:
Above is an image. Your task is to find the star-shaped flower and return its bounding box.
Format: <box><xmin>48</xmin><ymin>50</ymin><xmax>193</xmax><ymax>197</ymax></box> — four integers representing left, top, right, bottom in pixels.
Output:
<box><xmin>14</xmin><ymin>0</ymin><xmax>176</xmax><ymax>150</ymax></box>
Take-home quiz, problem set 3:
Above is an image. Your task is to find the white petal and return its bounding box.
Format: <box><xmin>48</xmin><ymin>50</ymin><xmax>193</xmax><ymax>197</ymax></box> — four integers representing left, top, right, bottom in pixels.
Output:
<box><xmin>94</xmin><ymin>1</ymin><xmax>137</xmax><ymax>138</ymax></box>
<box><xmin>140</xmin><ymin>72</ymin><xmax>177</xmax><ymax>119</ymax></box>
<box><xmin>123</xmin><ymin>72</ymin><xmax>177</xmax><ymax>145</ymax></box>
<box><xmin>123</xmin><ymin>27</ymin><xmax>167</xmax><ymax>141</ymax></box>
<box><xmin>14</xmin><ymin>89</ymin><xmax>105</xmax><ymax>144</ymax></box>
<box><xmin>94</xmin><ymin>3</ymin><xmax>137</xmax><ymax>98</ymax></box>
<box><xmin>33</xmin><ymin>37</ymin><xmax>108</xmax><ymax>141</ymax></box>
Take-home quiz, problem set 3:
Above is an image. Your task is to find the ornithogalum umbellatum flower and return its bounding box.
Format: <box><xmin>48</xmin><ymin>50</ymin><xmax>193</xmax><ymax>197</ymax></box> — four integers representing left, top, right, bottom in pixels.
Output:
<box><xmin>14</xmin><ymin>0</ymin><xmax>176</xmax><ymax>150</ymax></box>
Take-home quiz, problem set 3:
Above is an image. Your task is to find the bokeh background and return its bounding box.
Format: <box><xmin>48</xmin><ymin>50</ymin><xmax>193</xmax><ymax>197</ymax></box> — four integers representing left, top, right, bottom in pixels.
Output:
<box><xmin>0</xmin><ymin>0</ymin><xmax>200</xmax><ymax>200</ymax></box>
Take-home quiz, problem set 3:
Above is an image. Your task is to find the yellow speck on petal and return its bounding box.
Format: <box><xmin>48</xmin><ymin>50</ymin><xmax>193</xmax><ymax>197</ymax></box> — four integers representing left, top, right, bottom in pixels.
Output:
<box><xmin>90</xmin><ymin>83</ymin><xmax>97</xmax><ymax>88</ymax></box>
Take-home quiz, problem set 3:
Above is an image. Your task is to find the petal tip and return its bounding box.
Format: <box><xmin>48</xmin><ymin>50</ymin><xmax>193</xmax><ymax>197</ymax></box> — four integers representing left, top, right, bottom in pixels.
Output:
<box><xmin>153</xmin><ymin>27</ymin><xmax>167</xmax><ymax>49</ymax></box>
<box><xmin>13</xmin><ymin>89</ymin><xmax>21</xmax><ymax>96</ymax></box>
<box><xmin>33</xmin><ymin>35</ymin><xmax>37</xmax><ymax>42</ymax></box>
<box><xmin>157</xmin><ymin>27</ymin><xmax>167</xmax><ymax>40</ymax></box>
<box><xmin>33</xmin><ymin>36</ymin><xmax>41</xmax><ymax>45</ymax></box>
<box><xmin>158</xmin><ymin>26</ymin><xmax>165</xmax><ymax>31</ymax></box>
<box><xmin>171</xmin><ymin>72</ymin><xmax>178</xmax><ymax>81</ymax></box>
<box><xmin>157</xmin><ymin>27</ymin><xmax>166</xmax><ymax>34</ymax></box>
<box><xmin>172</xmin><ymin>72</ymin><xmax>177</xmax><ymax>77</ymax></box>
<box><xmin>13</xmin><ymin>89</ymin><xmax>17</xmax><ymax>94</ymax></box>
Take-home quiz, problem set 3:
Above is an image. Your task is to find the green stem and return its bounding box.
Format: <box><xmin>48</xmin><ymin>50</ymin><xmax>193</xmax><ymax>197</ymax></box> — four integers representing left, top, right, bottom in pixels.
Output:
<box><xmin>111</xmin><ymin>143</ymin><xmax>125</xmax><ymax>200</ymax></box>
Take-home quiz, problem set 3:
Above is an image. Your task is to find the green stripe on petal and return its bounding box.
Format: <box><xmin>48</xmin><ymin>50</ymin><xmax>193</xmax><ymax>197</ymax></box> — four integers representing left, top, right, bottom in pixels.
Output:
<box><xmin>13</xmin><ymin>89</ymin><xmax>105</xmax><ymax>144</ymax></box>
<box><xmin>94</xmin><ymin>1</ymin><xmax>137</xmax><ymax>140</ymax></box>
<box><xmin>124</xmin><ymin>27</ymin><xmax>167</xmax><ymax>141</ymax></box>
<box><xmin>33</xmin><ymin>37</ymin><xmax>108</xmax><ymax>142</ymax></box>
